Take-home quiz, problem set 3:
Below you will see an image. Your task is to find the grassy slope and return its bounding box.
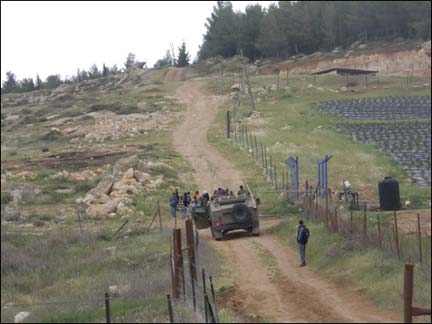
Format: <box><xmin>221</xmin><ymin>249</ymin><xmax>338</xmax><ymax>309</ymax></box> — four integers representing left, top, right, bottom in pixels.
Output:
<box><xmin>1</xmin><ymin>71</ymin><xmax>239</xmax><ymax>323</ymax></box>
<box><xmin>206</xmin><ymin>74</ymin><xmax>431</xmax><ymax>320</ymax></box>
<box><xmin>208</xmin><ymin>73</ymin><xmax>431</xmax><ymax>207</ymax></box>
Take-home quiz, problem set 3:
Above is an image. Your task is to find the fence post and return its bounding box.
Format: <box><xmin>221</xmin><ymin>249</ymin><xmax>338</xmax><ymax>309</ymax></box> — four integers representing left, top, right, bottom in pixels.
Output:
<box><xmin>325</xmin><ymin>190</ymin><xmax>329</xmax><ymax>228</ymax></box>
<box><xmin>202</xmin><ymin>269</ymin><xmax>208</xmax><ymax>323</ymax></box>
<box><xmin>350</xmin><ymin>201</ymin><xmax>353</xmax><ymax>234</ymax></box>
<box><xmin>105</xmin><ymin>292</ymin><xmax>111</xmax><ymax>324</ymax></box>
<box><xmin>274</xmin><ymin>165</ymin><xmax>277</xmax><ymax>190</ymax></box>
<box><xmin>282</xmin><ymin>173</ymin><xmax>285</xmax><ymax>197</ymax></box>
<box><xmin>363</xmin><ymin>202</ymin><xmax>367</xmax><ymax>242</ymax></box>
<box><xmin>173</xmin><ymin>228</ymin><xmax>183</xmax><ymax>299</ymax></box>
<box><xmin>404</xmin><ymin>264</ymin><xmax>414</xmax><ymax>323</ymax></box>
<box><xmin>377</xmin><ymin>215</ymin><xmax>382</xmax><ymax>247</ymax></box>
<box><xmin>264</xmin><ymin>145</ymin><xmax>268</xmax><ymax>174</ymax></box>
<box><xmin>394</xmin><ymin>211</ymin><xmax>401</xmax><ymax>260</ymax></box>
<box><xmin>417</xmin><ymin>214</ymin><xmax>422</xmax><ymax>264</ymax></box>
<box><xmin>261</xmin><ymin>143</ymin><xmax>264</xmax><ymax>167</ymax></box>
<box><xmin>269</xmin><ymin>155</ymin><xmax>273</xmax><ymax>182</ymax></box>
<box><xmin>226</xmin><ymin>111</ymin><xmax>231</xmax><ymax>138</ymax></box>
<box><xmin>209</xmin><ymin>275</ymin><xmax>219</xmax><ymax>323</ymax></box>
<box><xmin>334</xmin><ymin>207</ymin><xmax>339</xmax><ymax>232</ymax></box>
<box><xmin>254</xmin><ymin>135</ymin><xmax>258</xmax><ymax>162</ymax></box>
<box><xmin>245</xmin><ymin>127</ymin><xmax>250</xmax><ymax>151</ymax></box>
<box><xmin>158</xmin><ymin>201</ymin><xmax>162</xmax><ymax>232</ymax></box>
<box><xmin>167</xmin><ymin>294</ymin><xmax>174</xmax><ymax>323</ymax></box>
<box><xmin>249</xmin><ymin>134</ymin><xmax>254</xmax><ymax>156</ymax></box>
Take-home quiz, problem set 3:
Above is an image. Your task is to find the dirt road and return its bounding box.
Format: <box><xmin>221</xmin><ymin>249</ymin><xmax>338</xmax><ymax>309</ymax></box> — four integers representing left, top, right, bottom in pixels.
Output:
<box><xmin>174</xmin><ymin>80</ymin><xmax>399</xmax><ymax>323</ymax></box>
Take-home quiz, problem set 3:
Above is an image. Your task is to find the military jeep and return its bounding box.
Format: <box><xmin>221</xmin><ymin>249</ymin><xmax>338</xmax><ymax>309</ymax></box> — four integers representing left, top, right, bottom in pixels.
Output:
<box><xmin>191</xmin><ymin>194</ymin><xmax>260</xmax><ymax>240</ymax></box>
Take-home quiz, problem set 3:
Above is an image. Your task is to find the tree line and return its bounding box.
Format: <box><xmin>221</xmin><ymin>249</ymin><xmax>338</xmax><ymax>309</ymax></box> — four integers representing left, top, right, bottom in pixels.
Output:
<box><xmin>2</xmin><ymin>41</ymin><xmax>191</xmax><ymax>94</ymax></box>
<box><xmin>1</xmin><ymin>53</ymin><xmax>143</xmax><ymax>94</ymax></box>
<box><xmin>199</xmin><ymin>1</ymin><xmax>431</xmax><ymax>60</ymax></box>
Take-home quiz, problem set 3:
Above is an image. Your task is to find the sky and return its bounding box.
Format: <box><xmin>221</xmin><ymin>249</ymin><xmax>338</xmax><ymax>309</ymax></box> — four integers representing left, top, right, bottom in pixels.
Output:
<box><xmin>1</xmin><ymin>1</ymin><xmax>275</xmax><ymax>83</ymax></box>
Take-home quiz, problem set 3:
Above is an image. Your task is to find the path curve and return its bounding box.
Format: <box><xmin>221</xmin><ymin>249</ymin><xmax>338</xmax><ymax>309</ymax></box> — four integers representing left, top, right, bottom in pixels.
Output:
<box><xmin>173</xmin><ymin>80</ymin><xmax>400</xmax><ymax>323</ymax></box>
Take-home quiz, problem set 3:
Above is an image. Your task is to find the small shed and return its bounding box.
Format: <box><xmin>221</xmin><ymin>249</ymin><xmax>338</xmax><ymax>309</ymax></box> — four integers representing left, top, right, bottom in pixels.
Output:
<box><xmin>310</xmin><ymin>67</ymin><xmax>378</xmax><ymax>87</ymax></box>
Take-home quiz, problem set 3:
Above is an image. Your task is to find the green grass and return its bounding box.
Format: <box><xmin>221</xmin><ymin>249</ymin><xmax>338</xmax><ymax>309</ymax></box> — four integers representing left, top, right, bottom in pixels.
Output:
<box><xmin>206</xmin><ymin>74</ymin><xmax>431</xmax><ymax>208</ymax></box>
<box><xmin>205</xmin><ymin>74</ymin><xmax>431</xmax><ymax>320</ymax></box>
<box><xmin>267</xmin><ymin>217</ymin><xmax>431</xmax><ymax>317</ymax></box>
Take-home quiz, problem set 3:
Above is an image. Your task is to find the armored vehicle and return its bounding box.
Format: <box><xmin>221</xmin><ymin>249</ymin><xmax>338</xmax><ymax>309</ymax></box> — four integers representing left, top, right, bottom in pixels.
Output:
<box><xmin>191</xmin><ymin>193</ymin><xmax>260</xmax><ymax>240</ymax></box>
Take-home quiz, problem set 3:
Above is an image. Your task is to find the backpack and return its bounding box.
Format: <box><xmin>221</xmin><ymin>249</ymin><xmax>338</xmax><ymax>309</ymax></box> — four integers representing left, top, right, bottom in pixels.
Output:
<box><xmin>303</xmin><ymin>226</ymin><xmax>310</xmax><ymax>244</ymax></box>
<box><xmin>299</xmin><ymin>225</ymin><xmax>310</xmax><ymax>244</ymax></box>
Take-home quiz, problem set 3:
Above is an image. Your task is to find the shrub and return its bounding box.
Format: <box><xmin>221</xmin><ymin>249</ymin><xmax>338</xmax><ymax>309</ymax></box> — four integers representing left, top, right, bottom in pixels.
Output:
<box><xmin>1</xmin><ymin>192</ymin><xmax>13</xmax><ymax>205</ymax></box>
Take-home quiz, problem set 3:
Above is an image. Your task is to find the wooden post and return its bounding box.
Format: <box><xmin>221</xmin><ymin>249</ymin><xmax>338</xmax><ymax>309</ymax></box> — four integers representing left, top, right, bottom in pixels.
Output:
<box><xmin>363</xmin><ymin>202</ymin><xmax>367</xmax><ymax>242</ymax></box>
<box><xmin>76</xmin><ymin>208</ymin><xmax>83</xmax><ymax>234</ymax></box>
<box><xmin>404</xmin><ymin>264</ymin><xmax>414</xmax><ymax>323</ymax></box>
<box><xmin>185</xmin><ymin>219</ymin><xmax>197</xmax><ymax>281</ymax></box>
<box><xmin>325</xmin><ymin>190</ymin><xmax>329</xmax><ymax>229</ymax></box>
<box><xmin>377</xmin><ymin>215</ymin><xmax>382</xmax><ymax>247</ymax></box>
<box><xmin>334</xmin><ymin>207</ymin><xmax>339</xmax><ymax>232</ymax></box>
<box><xmin>167</xmin><ymin>294</ymin><xmax>174</xmax><ymax>323</ymax></box>
<box><xmin>249</xmin><ymin>134</ymin><xmax>254</xmax><ymax>156</ymax></box>
<box><xmin>254</xmin><ymin>135</ymin><xmax>258</xmax><ymax>162</ymax></box>
<box><xmin>173</xmin><ymin>228</ymin><xmax>183</xmax><ymax>299</ymax></box>
<box><xmin>286</xmin><ymin>70</ymin><xmax>289</xmax><ymax>86</ymax></box>
<box><xmin>276</xmin><ymin>70</ymin><xmax>280</xmax><ymax>90</ymax></box>
<box><xmin>264</xmin><ymin>145</ymin><xmax>268</xmax><ymax>173</ymax></box>
<box><xmin>245</xmin><ymin>127</ymin><xmax>249</xmax><ymax>151</ymax></box>
<box><xmin>394</xmin><ymin>211</ymin><xmax>401</xmax><ymax>260</ymax></box>
<box><xmin>243</xmin><ymin>64</ymin><xmax>255</xmax><ymax>111</ymax></box>
<box><xmin>282</xmin><ymin>173</ymin><xmax>285</xmax><ymax>196</ymax></box>
<box><xmin>158</xmin><ymin>201</ymin><xmax>162</xmax><ymax>232</ymax></box>
<box><xmin>417</xmin><ymin>213</ymin><xmax>423</xmax><ymax>263</ymax></box>
<box><xmin>269</xmin><ymin>155</ymin><xmax>273</xmax><ymax>182</ymax></box>
<box><xmin>209</xmin><ymin>275</ymin><xmax>219</xmax><ymax>323</ymax></box>
<box><xmin>202</xmin><ymin>268</ymin><xmax>208</xmax><ymax>323</ymax></box>
<box><xmin>274</xmin><ymin>165</ymin><xmax>277</xmax><ymax>190</ymax></box>
<box><xmin>105</xmin><ymin>292</ymin><xmax>111</xmax><ymax>324</ymax></box>
<box><xmin>261</xmin><ymin>143</ymin><xmax>264</xmax><ymax>167</ymax></box>
<box><xmin>286</xmin><ymin>172</ymin><xmax>290</xmax><ymax>201</ymax></box>
<box><xmin>226</xmin><ymin>111</ymin><xmax>231</xmax><ymax>138</ymax></box>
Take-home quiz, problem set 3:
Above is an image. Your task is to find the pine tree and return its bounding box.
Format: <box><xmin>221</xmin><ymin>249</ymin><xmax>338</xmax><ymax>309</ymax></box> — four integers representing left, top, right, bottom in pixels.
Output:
<box><xmin>35</xmin><ymin>74</ymin><xmax>43</xmax><ymax>89</ymax></box>
<box><xmin>176</xmin><ymin>42</ymin><xmax>191</xmax><ymax>67</ymax></box>
<box><xmin>2</xmin><ymin>71</ymin><xmax>19</xmax><ymax>93</ymax></box>
<box><xmin>102</xmin><ymin>63</ymin><xmax>109</xmax><ymax>77</ymax></box>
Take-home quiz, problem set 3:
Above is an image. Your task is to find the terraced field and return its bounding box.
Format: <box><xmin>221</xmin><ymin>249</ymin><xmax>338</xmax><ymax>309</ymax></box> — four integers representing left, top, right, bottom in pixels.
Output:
<box><xmin>321</xmin><ymin>96</ymin><xmax>431</xmax><ymax>187</ymax></box>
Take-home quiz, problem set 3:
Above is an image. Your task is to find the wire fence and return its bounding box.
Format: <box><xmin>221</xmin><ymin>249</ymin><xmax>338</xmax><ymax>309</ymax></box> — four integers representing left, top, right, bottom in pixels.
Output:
<box><xmin>226</xmin><ymin>113</ymin><xmax>430</xmax><ymax>265</ymax></box>
<box><xmin>168</xmin><ymin>220</ymin><xmax>219</xmax><ymax>323</ymax></box>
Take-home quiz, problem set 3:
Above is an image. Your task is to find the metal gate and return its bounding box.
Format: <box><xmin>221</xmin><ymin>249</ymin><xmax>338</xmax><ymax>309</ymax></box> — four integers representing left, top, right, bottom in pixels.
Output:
<box><xmin>285</xmin><ymin>156</ymin><xmax>299</xmax><ymax>202</ymax></box>
<box><xmin>317</xmin><ymin>154</ymin><xmax>332</xmax><ymax>197</ymax></box>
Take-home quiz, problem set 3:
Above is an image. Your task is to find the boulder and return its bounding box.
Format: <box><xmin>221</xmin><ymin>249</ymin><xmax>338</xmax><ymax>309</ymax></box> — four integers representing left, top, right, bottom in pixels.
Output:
<box><xmin>231</xmin><ymin>83</ymin><xmax>240</xmax><ymax>91</ymax></box>
<box><xmin>89</xmin><ymin>176</ymin><xmax>114</xmax><ymax>196</ymax></box>
<box><xmin>14</xmin><ymin>311</ymin><xmax>31</xmax><ymax>323</ymax></box>
<box><xmin>11</xmin><ymin>187</ymin><xmax>35</xmax><ymax>202</ymax></box>
<box><xmin>2</xmin><ymin>205</ymin><xmax>21</xmax><ymax>221</ymax></box>
<box><xmin>112</xmin><ymin>155</ymin><xmax>139</xmax><ymax>180</ymax></box>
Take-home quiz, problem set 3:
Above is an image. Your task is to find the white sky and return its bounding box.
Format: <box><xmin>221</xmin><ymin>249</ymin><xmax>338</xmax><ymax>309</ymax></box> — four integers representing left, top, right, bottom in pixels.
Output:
<box><xmin>1</xmin><ymin>1</ymin><xmax>275</xmax><ymax>82</ymax></box>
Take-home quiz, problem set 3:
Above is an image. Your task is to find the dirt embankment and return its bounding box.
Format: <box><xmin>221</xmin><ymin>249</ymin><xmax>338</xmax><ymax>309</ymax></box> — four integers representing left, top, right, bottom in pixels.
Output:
<box><xmin>259</xmin><ymin>45</ymin><xmax>431</xmax><ymax>77</ymax></box>
<box><xmin>173</xmin><ymin>80</ymin><xmax>399</xmax><ymax>323</ymax></box>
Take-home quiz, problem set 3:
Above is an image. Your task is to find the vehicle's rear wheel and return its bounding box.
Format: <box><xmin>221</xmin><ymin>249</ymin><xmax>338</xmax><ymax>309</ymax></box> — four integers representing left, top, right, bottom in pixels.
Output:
<box><xmin>232</xmin><ymin>203</ymin><xmax>251</xmax><ymax>223</ymax></box>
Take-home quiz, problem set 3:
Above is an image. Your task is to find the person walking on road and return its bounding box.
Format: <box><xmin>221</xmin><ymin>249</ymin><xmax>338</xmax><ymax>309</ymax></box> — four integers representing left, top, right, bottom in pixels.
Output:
<box><xmin>169</xmin><ymin>192</ymin><xmax>178</xmax><ymax>219</ymax></box>
<box><xmin>297</xmin><ymin>220</ymin><xmax>310</xmax><ymax>267</ymax></box>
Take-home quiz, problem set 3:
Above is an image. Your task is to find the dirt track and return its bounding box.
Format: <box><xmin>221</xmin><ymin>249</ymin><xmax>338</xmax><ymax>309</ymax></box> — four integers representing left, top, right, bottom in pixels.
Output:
<box><xmin>174</xmin><ymin>80</ymin><xmax>400</xmax><ymax>323</ymax></box>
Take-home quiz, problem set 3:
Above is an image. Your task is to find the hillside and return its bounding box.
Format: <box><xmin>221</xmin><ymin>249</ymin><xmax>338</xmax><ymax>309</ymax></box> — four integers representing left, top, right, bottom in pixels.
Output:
<box><xmin>1</xmin><ymin>43</ymin><xmax>431</xmax><ymax>323</ymax></box>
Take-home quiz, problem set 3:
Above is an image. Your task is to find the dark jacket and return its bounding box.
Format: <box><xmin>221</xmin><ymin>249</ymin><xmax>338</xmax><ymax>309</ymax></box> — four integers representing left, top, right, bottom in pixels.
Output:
<box><xmin>169</xmin><ymin>195</ymin><xmax>178</xmax><ymax>208</ymax></box>
<box><xmin>297</xmin><ymin>225</ymin><xmax>308</xmax><ymax>244</ymax></box>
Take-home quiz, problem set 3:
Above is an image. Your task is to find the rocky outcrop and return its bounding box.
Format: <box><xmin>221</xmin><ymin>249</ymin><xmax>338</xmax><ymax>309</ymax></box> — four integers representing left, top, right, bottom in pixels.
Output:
<box><xmin>81</xmin><ymin>156</ymin><xmax>162</xmax><ymax>219</ymax></box>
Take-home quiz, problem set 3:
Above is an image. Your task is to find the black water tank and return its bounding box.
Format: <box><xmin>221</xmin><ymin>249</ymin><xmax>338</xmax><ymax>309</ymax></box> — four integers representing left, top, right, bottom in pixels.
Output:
<box><xmin>378</xmin><ymin>177</ymin><xmax>401</xmax><ymax>211</ymax></box>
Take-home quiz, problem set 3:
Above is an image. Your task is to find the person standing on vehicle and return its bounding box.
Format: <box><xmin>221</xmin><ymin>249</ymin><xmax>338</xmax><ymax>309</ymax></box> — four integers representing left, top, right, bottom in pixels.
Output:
<box><xmin>297</xmin><ymin>220</ymin><xmax>309</xmax><ymax>267</ymax></box>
